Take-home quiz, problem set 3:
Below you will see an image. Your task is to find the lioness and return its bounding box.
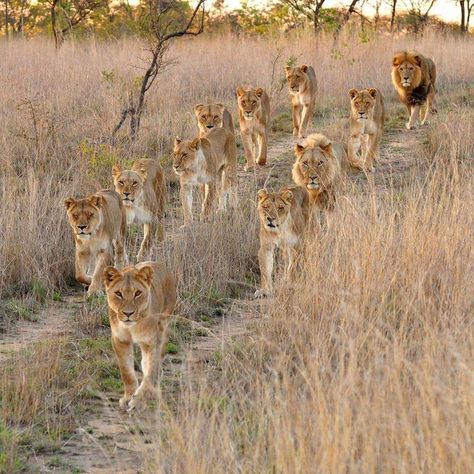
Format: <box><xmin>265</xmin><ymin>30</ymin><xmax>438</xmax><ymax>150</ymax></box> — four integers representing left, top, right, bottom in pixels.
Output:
<box><xmin>103</xmin><ymin>262</ymin><xmax>176</xmax><ymax>413</ymax></box>
<box><xmin>391</xmin><ymin>51</ymin><xmax>437</xmax><ymax>130</ymax></box>
<box><xmin>64</xmin><ymin>190</ymin><xmax>127</xmax><ymax>296</ymax></box>
<box><xmin>348</xmin><ymin>88</ymin><xmax>385</xmax><ymax>172</ymax></box>
<box><xmin>193</xmin><ymin>103</ymin><xmax>235</xmax><ymax>137</ymax></box>
<box><xmin>285</xmin><ymin>65</ymin><xmax>318</xmax><ymax>138</ymax></box>
<box><xmin>172</xmin><ymin>127</ymin><xmax>237</xmax><ymax>227</ymax></box>
<box><xmin>255</xmin><ymin>187</ymin><xmax>309</xmax><ymax>298</ymax></box>
<box><xmin>236</xmin><ymin>86</ymin><xmax>271</xmax><ymax>171</ymax></box>
<box><xmin>112</xmin><ymin>159</ymin><xmax>166</xmax><ymax>261</ymax></box>
<box><xmin>292</xmin><ymin>133</ymin><xmax>344</xmax><ymax>211</ymax></box>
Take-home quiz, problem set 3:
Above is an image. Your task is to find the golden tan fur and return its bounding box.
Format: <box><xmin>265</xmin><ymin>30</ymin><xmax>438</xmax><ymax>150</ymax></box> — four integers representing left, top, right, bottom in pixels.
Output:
<box><xmin>255</xmin><ymin>187</ymin><xmax>309</xmax><ymax>298</ymax></box>
<box><xmin>193</xmin><ymin>103</ymin><xmax>235</xmax><ymax>137</ymax></box>
<box><xmin>172</xmin><ymin>127</ymin><xmax>237</xmax><ymax>227</ymax></box>
<box><xmin>391</xmin><ymin>51</ymin><xmax>437</xmax><ymax>130</ymax></box>
<box><xmin>236</xmin><ymin>86</ymin><xmax>271</xmax><ymax>171</ymax></box>
<box><xmin>292</xmin><ymin>133</ymin><xmax>344</xmax><ymax>211</ymax></box>
<box><xmin>285</xmin><ymin>65</ymin><xmax>318</xmax><ymax>138</ymax></box>
<box><xmin>104</xmin><ymin>261</ymin><xmax>176</xmax><ymax>413</ymax></box>
<box><xmin>112</xmin><ymin>159</ymin><xmax>167</xmax><ymax>261</ymax></box>
<box><xmin>64</xmin><ymin>189</ymin><xmax>127</xmax><ymax>296</ymax></box>
<box><xmin>348</xmin><ymin>88</ymin><xmax>385</xmax><ymax>171</ymax></box>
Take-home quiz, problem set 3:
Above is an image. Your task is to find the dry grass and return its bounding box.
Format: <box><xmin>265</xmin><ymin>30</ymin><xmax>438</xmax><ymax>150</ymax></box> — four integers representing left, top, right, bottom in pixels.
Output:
<box><xmin>0</xmin><ymin>30</ymin><xmax>473</xmax><ymax>472</ymax></box>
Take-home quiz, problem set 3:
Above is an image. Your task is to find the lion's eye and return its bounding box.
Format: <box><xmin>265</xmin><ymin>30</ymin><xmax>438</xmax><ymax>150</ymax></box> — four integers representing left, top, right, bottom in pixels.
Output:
<box><xmin>318</xmin><ymin>161</ymin><xmax>324</xmax><ymax>167</ymax></box>
<box><xmin>251</xmin><ymin>101</ymin><xmax>256</xmax><ymax>105</ymax></box>
<box><xmin>132</xmin><ymin>181</ymin><xmax>138</xmax><ymax>187</ymax></box>
<box><xmin>278</xmin><ymin>206</ymin><xmax>284</xmax><ymax>211</ymax></box>
<box><xmin>214</xmin><ymin>115</ymin><xmax>219</xmax><ymax>120</ymax></box>
<box><xmin>118</xmin><ymin>181</ymin><xmax>124</xmax><ymax>186</ymax></box>
<box><xmin>86</xmin><ymin>212</ymin><xmax>93</xmax><ymax>218</ymax></box>
<box><xmin>115</xmin><ymin>291</ymin><xmax>123</xmax><ymax>299</ymax></box>
<box><xmin>302</xmin><ymin>162</ymin><xmax>309</xmax><ymax>168</ymax></box>
<box><xmin>134</xmin><ymin>290</ymin><xmax>142</xmax><ymax>298</ymax></box>
<box><xmin>72</xmin><ymin>213</ymin><xmax>78</xmax><ymax>219</ymax></box>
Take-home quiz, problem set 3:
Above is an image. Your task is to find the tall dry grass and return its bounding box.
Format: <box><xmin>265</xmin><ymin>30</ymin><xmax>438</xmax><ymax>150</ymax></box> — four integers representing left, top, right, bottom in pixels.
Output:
<box><xmin>149</xmin><ymin>110</ymin><xmax>474</xmax><ymax>473</ymax></box>
<box><xmin>0</xmin><ymin>31</ymin><xmax>473</xmax><ymax>297</ymax></box>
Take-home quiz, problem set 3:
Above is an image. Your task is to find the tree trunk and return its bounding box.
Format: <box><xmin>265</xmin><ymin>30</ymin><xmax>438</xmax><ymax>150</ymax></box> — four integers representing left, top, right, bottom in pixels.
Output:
<box><xmin>390</xmin><ymin>0</ymin><xmax>397</xmax><ymax>32</ymax></box>
<box><xmin>460</xmin><ymin>0</ymin><xmax>466</xmax><ymax>32</ymax></box>
<box><xmin>4</xmin><ymin>0</ymin><xmax>9</xmax><ymax>39</ymax></box>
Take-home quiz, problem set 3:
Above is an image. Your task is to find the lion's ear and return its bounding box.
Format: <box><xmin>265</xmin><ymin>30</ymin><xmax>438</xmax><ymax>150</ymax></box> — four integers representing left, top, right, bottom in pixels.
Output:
<box><xmin>320</xmin><ymin>142</ymin><xmax>333</xmax><ymax>155</ymax></box>
<box><xmin>137</xmin><ymin>168</ymin><xmax>147</xmax><ymax>181</ymax></box>
<box><xmin>300</xmin><ymin>64</ymin><xmax>308</xmax><ymax>73</ymax></box>
<box><xmin>349</xmin><ymin>88</ymin><xmax>358</xmax><ymax>99</ymax></box>
<box><xmin>190</xmin><ymin>138</ymin><xmax>201</xmax><ymax>150</ymax></box>
<box><xmin>136</xmin><ymin>265</ymin><xmax>154</xmax><ymax>287</ymax></box>
<box><xmin>174</xmin><ymin>136</ymin><xmax>182</xmax><ymax>149</ymax></box>
<box><xmin>368</xmin><ymin>88</ymin><xmax>377</xmax><ymax>99</ymax></box>
<box><xmin>412</xmin><ymin>54</ymin><xmax>422</xmax><ymax>66</ymax></box>
<box><xmin>392</xmin><ymin>53</ymin><xmax>403</xmax><ymax>66</ymax></box>
<box><xmin>255</xmin><ymin>88</ymin><xmax>264</xmax><ymax>98</ymax></box>
<box><xmin>257</xmin><ymin>189</ymin><xmax>268</xmax><ymax>201</ymax></box>
<box><xmin>87</xmin><ymin>195</ymin><xmax>104</xmax><ymax>208</ymax></box>
<box><xmin>285</xmin><ymin>65</ymin><xmax>291</xmax><ymax>73</ymax></box>
<box><xmin>103</xmin><ymin>266</ymin><xmax>121</xmax><ymax>286</ymax></box>
<box><xmin>294</xmin><ymin>143</ymin><xmax>305</xmax><ymax>156</ymax></box>
<box><xmin>216</xmin><ymin>103</ymin><xmax>225</xmax><ymax>113</ymax></box>
<box><xmin>193</xmin><ymin>103</ymin><xmax>203</xmax><ymax>114</ymax></box>
<box><xmin>64</xmin><ymin>197</ymin><xmax>76</xmax><ymax>210</ymax></box>
<box><xmin>280</xmin><ymin>189</ymin><xmax>294</xmax><ymax>203</ymax></box>
<box><xmin>112</xmin><ymin>165</ymin><xmax>122</xmax><ymax>179</ymax></box>
<box><xmin>236</xmin><ymin>86</ymin><xmax>245</xmax><ymax>97</ymax></box>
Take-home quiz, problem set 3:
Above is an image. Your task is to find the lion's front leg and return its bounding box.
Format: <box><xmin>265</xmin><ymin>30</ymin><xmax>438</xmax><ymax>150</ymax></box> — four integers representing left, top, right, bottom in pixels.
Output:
<box><xmin>256</xmin><ymin>131</ymin><xmax>267</xmax><ymax>166</ymax></box>
<box><xmin>137</xmin><ymin>222</ymin><xmax>155</xmax><ymax>262</ymax></box>
<box><xmin>128</xmin><ymin>341</ymin><xmax>162</xmax><ymax>413</ymax></box>
<box><xmin>75</xmin><ymin>248</ymin><xmax>92</xmax><ymax>286</ymax></box>
<box><xmin>180</xmin><ymin>183</ymin><xmax>193</xmax><ymax>228</ymax></box>
<box><xmin>348</xmin><ymin>134</ymin><xmax>363</xmax><ymax>169</ymax></box>
<box><xmin>201</xmin><ymin>183</ymin><xmax>217</xmax><ymax>219</ymax></box>
<box><xmin>255</xmin><ymin>243</ymin><xmax>275</xmax><ymax>298</ymax></box>
<box><xmin>112</xmin><ymin>335</ymin><xmax>138</xmax><ymax>410</ymax></box>
<box><xmin>241</xmin><ymin>131</ymin><xmax>255</xmax><ymax>171</ymax></box>
<box><xmin>298</xmin><ymin>102</ymin><xmax>314</xmax><ymax>139</ymax></box>
<box><xmin>88</xmin><ymin>248</ymin><xmax>112</xmax><ymax>296</ymax></box>
<box><xmin>285</xmin><ymin>246</ymin><xmax>300</xmax><ymax>281</ymax></box>
<box><xmin>406</xmin><ymin>104</ymin><xmax>420</xmax><ymax>130</ymax></box>
<box><xmin>291</xmin><ymin>102</ymin><xmax>301</xmax><ymax>136</ymax></box>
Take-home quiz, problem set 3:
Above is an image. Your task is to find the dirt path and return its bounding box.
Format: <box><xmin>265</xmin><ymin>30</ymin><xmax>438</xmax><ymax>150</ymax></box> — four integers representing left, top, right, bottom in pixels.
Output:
<box><xmin>0</xmin><ymin>121</ymin><xmax>425</xmax><ymax>473</ymax></box>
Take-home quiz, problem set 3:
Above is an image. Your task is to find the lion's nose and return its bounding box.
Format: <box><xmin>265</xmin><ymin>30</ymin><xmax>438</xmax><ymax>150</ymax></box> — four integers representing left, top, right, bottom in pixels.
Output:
<box><xmin>206</xmin><ymin>125</ymin><xmax>214</xmax><ymax>129</ymax></box>
<box><xmin>359</xmin><ymin>112</ymin><xmax>364</xmax><ymax>116</ymax></box>
<box><xmin>122</xmin><ymin>311</ymin><xmax>135</xmax><ymax>318</ymax></box>
<box><xmin>123</xmin><ymin>191</ymin><xmax>130</xmax><ymax>196</ymax></box>
<box><xmin>403</xmin><ymin>77</ymin><xmax>409</xmax><ymax>81</ymax></box>
<box><xmin>77</xmin><ymin>225</ymin><xmax>86</xmax><ymax>230</ymax></box>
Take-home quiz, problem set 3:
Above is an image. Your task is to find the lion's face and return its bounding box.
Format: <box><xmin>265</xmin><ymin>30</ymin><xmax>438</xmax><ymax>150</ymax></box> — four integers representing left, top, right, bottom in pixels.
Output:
<box><xmin>392</xmin><ymin>53</ymin><xmax>422</xmax><ymax>88</ymax></box>
<box><xmin>285</xmin><ymin>65</ymin><xmax>309</xmax><ymax>94</ymax></box>
<box><xmin>64</xmin><ymin>195</ymin><xmax>104</xmax><ymax>240</ymax></box>
<box><xmin>257</xmin><ymin>189</ymin><xmax>293</xmax><ymax>233</ymax></box>
<box><xmin>194</xmin><ymin>103</ymin><xmax>225</xmax><ymax>131</ymax></box>
<box><xmin>112</xmin><ymin>167</ymin><xmax>145</xmax><ymax>206</ymax></box>
<box><xmin>236</xmin><ymin>87</ymin><xmax>264</xmax><ymax>120</ymax></box>
<box><xmin>349</xmin><ymin>88</ymin><xmax>377</xmax><ymax>120</ymax></box>
<box><xmin>104</xmin><ymin>265</ymin><xmax>154</xmax><ymax>326</ymax></box>
<box><xmin>293</xmin><ymin>142</ymin><xmax>336</xmax><ymax>190</ymax></box>
<box><xmin>172</xmin><ymin>137</ymin><xmax>201</xmax><ymax>176</ymax></box>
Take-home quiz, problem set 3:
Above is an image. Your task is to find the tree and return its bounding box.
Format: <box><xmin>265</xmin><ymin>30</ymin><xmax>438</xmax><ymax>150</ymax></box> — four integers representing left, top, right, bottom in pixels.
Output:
<box><xmin>405</xmin><ymin>0</ymin><xmax>437</xmax><ymax>33</ymax></box>
<box><xmin>388</xmin><ymin>0</ymin><xmax>398</xmax><ymax>31</ymax></box>
<box><xmin>48</xmin><ymin>0</ymin><xmax>106</xmax><ymax>49</ymax></box>
<box><xmin>458</xmin><ymin>0</ymin><xmax>474</xmax><ymax>31</ymax></box>
<box><xmin>112</xmin><ymin>0</ymin><xmax>206</xmax><ymax>142</ymax></box>
<box><xmin>279</xmin><ymin>0</ymin><xmax>328</xmax><ymax>34</ymax></box>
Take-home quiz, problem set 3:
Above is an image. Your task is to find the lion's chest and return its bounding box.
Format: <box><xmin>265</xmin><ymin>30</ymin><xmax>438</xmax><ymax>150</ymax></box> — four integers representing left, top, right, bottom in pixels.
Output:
<box><xmin>124</xmin><ymin>202</ymin><xmax>154</xmax><ymax>225</ymax></box>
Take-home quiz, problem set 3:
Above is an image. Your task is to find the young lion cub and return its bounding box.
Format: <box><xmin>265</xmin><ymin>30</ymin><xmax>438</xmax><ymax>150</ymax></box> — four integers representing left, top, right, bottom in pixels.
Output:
<box><xmin>64</xmin><ymin>189</ymin><xmax>127</xmax><ymax>296</ymax></box>
<box><xmin>112</xmin><ymin>159</ymin><xmax>167</xmax><ymax>261</ymax></box>
<box><xmin>285</xmin><ymin>65</ymin><xmax>318</xmax><ymax>138</ymax></box>
<box><xmin>103</xmin><ymin>262</ymin><xmax>176</xmax><ymax>413</ymax></box>
<box><xmin>255</xmin><ymin>187</ymin><xmax>309</xmax><ymax>298</ymax></box>
<box><xmin>348</xmin><ymin>88</ymin><xmax>385</xmax><ymax>172</ymax></box>
<box><xmin>236</xmin><ymin>86</ymin><xmax>271</xmax><ymax>171</ymax></box>
<box><xmin>172</xmin><ymin>127</ymin><xmax>237</xmax><ymax>227</ymax></box>
<box><xmin>193</xmin><ymin>103</ymin><xmax>234</xmax><ymax>137</ymax></box>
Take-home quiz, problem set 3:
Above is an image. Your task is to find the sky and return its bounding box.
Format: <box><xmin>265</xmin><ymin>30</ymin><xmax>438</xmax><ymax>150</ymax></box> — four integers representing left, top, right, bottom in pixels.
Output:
<box><xmin>223</xmin><ymin>0</ymin><xmax>461</xmax><ymax>23</ymax></box>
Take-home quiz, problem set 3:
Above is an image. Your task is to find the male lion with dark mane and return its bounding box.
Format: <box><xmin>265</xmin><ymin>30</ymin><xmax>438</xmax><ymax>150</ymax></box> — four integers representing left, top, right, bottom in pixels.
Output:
<box><xmin>391</xmin><ymin>51</ymin><xmax>437</xmax><ymax>130</ymax></box>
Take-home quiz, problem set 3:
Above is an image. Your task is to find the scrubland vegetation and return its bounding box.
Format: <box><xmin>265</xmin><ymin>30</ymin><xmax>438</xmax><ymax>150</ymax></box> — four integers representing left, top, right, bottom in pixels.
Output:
<box><xmin>0</xmin><ymin>29</ymin><xmax>473</xmax><ymax>472</ymax></box>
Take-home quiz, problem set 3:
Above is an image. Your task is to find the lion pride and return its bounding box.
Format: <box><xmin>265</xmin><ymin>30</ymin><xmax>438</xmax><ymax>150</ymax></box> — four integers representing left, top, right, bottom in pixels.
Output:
<box><xmin>391</xmin><ymin>51</ymin><xmax>437</xmax><ymax>130</ymax></box>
